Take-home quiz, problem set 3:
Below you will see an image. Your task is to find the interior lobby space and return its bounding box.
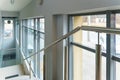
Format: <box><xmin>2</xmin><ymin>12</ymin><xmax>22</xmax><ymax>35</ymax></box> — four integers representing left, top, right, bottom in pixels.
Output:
<box><xmin>0</xmin><ymin>0</ymin><xmax>120</xmax><ymax>80</ymax></box>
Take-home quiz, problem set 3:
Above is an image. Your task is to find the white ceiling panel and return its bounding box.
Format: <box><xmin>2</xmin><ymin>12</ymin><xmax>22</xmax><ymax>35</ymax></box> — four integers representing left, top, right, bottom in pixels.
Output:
<box><xmin>0</xmin><ymin>0</ymin><xmax>32</xmax><ymax>11</ymax></box>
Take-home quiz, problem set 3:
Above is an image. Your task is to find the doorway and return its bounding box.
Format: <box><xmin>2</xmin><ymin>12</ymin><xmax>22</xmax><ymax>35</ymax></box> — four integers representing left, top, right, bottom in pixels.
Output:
<box><xmin>0</xmin><ymin>18</ymin><xmax>16</xmax><ymax>67</ymax></box>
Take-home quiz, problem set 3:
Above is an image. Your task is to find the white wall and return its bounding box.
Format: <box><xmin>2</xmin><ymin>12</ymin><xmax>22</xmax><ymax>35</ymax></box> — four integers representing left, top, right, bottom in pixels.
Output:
<box><xmin>19</xmin><ymin>0</ymin><xmax>120</xmax><ymax>80</ymax></box>
<box><xmin>1</xmin><ymin>11</ymin><xmax>19</xmax><ymax>17</ymax></box>
<box><xmin>20</xmin><ymin>0</ymin><xmax>120</xmax><ymax>18</ymax></box>
<box><xmin>53</xmin><ymin>15</ymin><xmax>68</xmax><ymax>80</ymax></box>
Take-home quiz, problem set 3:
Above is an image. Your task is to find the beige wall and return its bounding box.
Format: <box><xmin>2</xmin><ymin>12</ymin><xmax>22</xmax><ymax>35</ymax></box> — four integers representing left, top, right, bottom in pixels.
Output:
<box><xmin>73</xmin><ymin>16</ymin><xmax>83</xmax><ymax>80</ymax></box>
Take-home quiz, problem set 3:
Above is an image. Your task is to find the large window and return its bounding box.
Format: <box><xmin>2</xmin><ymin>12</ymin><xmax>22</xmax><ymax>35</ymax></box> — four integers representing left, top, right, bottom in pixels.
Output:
<box><xmin>20</xmin><ymin>17</ymin><xmax>45</xmax><ymax>80</ymax></box>
<box><xmin>69</xmin><ymin>11</ymin><xmax>120</xmax><ymax>80</ymax></box>
<box><xmin>71</xmin><ymin>14</ymin><xmax>106</xmax><ymax>80</ymax></box>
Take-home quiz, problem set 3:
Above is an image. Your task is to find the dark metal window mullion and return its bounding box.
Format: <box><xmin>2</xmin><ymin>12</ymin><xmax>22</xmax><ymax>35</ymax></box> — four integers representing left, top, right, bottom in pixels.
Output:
<box><xmin>106</xmin><ymin>11</ymin><xmax>116</xmax><ymax>80</ymax></box>
<box><xmin>68</xmin><ymin>16</ymin><xmax>74</xmax><ymax>80</ymax></box>
<box><xmin>33</xmin><ymin>18</ymin><xmax>37</xmax><ymax>77</ymax></box>
<box><xmin>37</xmin><ymin>18</ymin><xmax>41</xmax><ymax>78</ymax></box>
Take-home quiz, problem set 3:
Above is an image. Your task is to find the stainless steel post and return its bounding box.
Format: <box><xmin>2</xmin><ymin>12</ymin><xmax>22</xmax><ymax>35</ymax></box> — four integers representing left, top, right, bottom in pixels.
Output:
<box><xmin>95</xmin><ymin>44</ymin><xmax>101</xmax><ymax>80</ymax></box>
<box><xmin>30</xmin><ymin>60</ymin><xmax>32</xmax><ymax>79</ymax></box>
<box><xmin>64</xmin><ymin>46</ymin><xmax>68</xmax><ymax>80</ymax></box>
<box><xmin>43</xmin><ymin>54</ymin><xmax>45</xmax><ymax>80</ymax></box>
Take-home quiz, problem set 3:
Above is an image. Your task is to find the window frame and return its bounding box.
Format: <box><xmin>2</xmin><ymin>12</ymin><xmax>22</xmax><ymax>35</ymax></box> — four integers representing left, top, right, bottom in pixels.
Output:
<box><xmin>68</xmin><ymin>10</ymin><xmax>120</xmax><ymax>80</ymax></box>
<box><xmin>20</xmin><ymin>17</ymin><xmax>45</xmax><ymax>79</ymax></box>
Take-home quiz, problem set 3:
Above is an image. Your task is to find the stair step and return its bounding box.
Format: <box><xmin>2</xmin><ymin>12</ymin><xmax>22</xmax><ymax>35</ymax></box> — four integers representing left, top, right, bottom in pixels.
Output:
<box><xmin>6</xmin><ymin>75</ymin><xmax>38</xmax><ymax>80</ymax></box>
<box><xmin>0</xmin><ymin>64</ymin><xmax>25</xmax><ymax>80</ymax></box>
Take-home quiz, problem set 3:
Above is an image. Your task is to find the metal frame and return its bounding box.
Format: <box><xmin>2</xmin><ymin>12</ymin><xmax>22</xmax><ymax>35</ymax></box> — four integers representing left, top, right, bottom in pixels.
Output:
<box><xmin>71</xmin><ymin>42</ymin><xmax>106</xmax><ymax>57</ymax></box>
<box><xmin>68</xmin><ymin>16</ymin><xmax>74</xmax><ymax>80</ymax></box>
<box><xmin>106</xmin><ymin>11</ymin><xmax>116</xmax><ymax>80</ymax></box>
<box><xmin>37</xmin><ymin>18</ymin><xmax>41</xmax><ymax>78</ymax></box>
<box><xmin>68</xmin><ymin>9</ymin><xmax>120</xmax><ymax>16</ymax></box>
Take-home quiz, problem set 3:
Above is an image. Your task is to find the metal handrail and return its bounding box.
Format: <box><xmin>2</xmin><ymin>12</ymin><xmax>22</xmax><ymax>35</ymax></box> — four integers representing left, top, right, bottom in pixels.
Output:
<box><xmin>81</xmin><ymin>26</ymin><xmax>120</xmax><ymax>34</ymax></box>
<box><xmin>24</xmin><ymin>26</ymin><xmax>81</xmax><ymax>60</ymax></box>
<box><xmin>24</xmin><ymin>26</ymin><xmax>120</xmax><ymax>60</ymax></box>
<box><xmin>22</xmin><ymin>25</ymin><xmax>45</xmax><ymax>34</ymax></box>
<box><xmin>21</xmin><ymin>50</ymin><xmax>37</xmax><ymax>78</ymax></box>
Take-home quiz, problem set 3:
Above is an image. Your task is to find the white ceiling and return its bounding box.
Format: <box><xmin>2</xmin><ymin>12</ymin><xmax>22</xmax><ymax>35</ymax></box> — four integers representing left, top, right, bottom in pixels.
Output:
<box><xmin>0</xmin><ymin>0</ymin><xmax>32</xmax><ymax>11</ymax></box>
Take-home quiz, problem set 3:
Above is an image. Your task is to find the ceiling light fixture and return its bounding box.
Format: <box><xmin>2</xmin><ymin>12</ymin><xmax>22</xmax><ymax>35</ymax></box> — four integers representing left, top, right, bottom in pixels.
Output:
<box><xmin>10</xmin><ymin>0</ymin><xmax>14</xmax><ymax>5</ymax></box>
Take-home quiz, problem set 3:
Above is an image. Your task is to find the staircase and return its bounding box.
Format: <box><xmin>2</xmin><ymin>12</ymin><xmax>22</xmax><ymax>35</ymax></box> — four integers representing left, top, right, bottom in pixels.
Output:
<box><xmin>0</xmin><ymin>64</ymin><xmax>38</xmax><ymax>80</ymax></box>
<box><xmin>6</xmin><ymin>75</ymin><xmax>38</xmax><ymax>80</ymax></box>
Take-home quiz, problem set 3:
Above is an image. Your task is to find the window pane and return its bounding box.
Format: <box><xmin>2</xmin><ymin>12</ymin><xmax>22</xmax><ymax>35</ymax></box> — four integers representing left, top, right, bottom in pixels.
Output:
<box><xmin>73</xmin><ymin>46</ymin><xmax>106</xmax><ymax>80</ymax></box>
<box><xmin>82</xmin><ymin>15</ymin><xmax>106</xmax><ymax>27</ymax></box>
<box><xmin>116</xmin><ymin>61</ymin><xmax>120</xmax><ymax>80</ymax></box>
<box><xmin>102</xmin><ymin>56</ymin><xmax>106</xmax><ymax>80</ymax></box>
<box><xmin>22</xmin><ymin>27</ymin><xmax>26</xmax><ymax>54</ymax></box>
<box><xmin>16</xmin><ymin>20</ymin><xmax>19</xmax><ymax>42</ymax></box>
<box><xmin>116</xmin><ymin>14</ymin><xmax>120</xmax><ymax>54</ymax></box>
<box><xmin>4</xmin><ymin>20</ymin><xmax>13</xmax><ymax>38</ymax></box>
<box><xmin>115</xmin><ymin>35</ymin><xmax>120</xmax><ymax>54</ymax></box>
<box><xmin>40</xmin><ymin>51</ymin><xmax>44</xmax><ymax>80</ymax></box>
<box><xmin>73</xmin><ymin>15</ymin><xmax>106</xmax><ymax>52</ymax></box>
<box><xmin>28</xmin><ymin>29</ymin><xmax>34</xmax><ymax>56</ymax></box>
<box><xmin>82</xmin><ymin>49</ymin><xmax>95</xmax><ymax>80</ymax></box>
<box><xmin>21</xmin><ymin>17</ymin><xmax>45</xmax><ymax>80</ymax></box>
<box><xmin>116</xmin><ymin>14</ymin><xmax>120</xmax><ymax>28</ymax></box>
<box><xmin>40</xmin><ymin>18</ymin><xmax>45</xmax><ymax>32</ymax></box>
